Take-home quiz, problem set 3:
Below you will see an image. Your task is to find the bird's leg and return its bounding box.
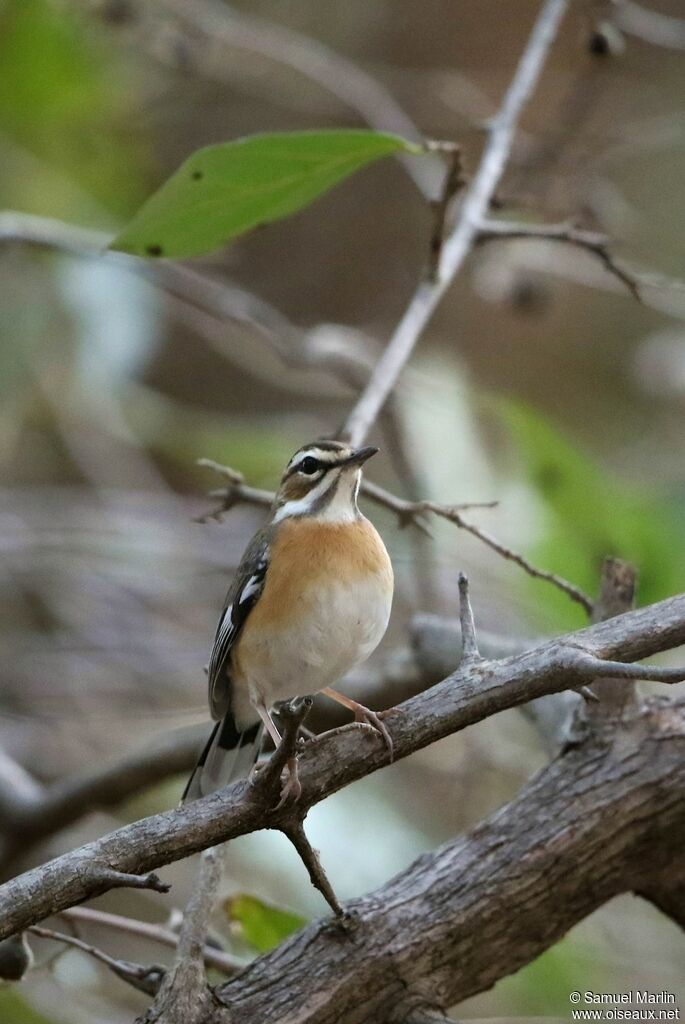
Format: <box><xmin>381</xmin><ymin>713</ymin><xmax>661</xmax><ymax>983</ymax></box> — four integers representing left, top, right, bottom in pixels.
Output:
<box><xmin>320</xmin><ymin>687</ymin><xmax>394</xmax><ymax>760</ymax></box>
<box><xmin>256</xmin><ymin>702</ymin><xmax>282</xmax><ymax>749</ymax></box>
<box><xmin>255</xmin><ymin>702</ymin><xmax>301</xmax><ymax>806</ymax></box>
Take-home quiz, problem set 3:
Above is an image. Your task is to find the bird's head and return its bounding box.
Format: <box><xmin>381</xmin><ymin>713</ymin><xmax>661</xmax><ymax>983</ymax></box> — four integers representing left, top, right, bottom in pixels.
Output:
<box><xmin>272</xmin><ymin>441</ymin><xmax>378</xmax><ymax>523</ymax></box>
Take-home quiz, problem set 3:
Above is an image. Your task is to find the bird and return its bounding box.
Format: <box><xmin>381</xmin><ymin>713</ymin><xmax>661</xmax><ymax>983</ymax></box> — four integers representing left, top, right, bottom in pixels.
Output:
<box><xmin>183</xmin><ymin>440</ymin><xmax>394</xmax><ymax>806</ymax></box>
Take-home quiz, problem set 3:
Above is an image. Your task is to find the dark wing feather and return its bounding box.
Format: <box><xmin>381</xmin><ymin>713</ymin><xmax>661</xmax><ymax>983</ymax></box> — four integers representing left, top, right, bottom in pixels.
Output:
<box><xmin>207</xmin><ymin>525</ymin><xmax>272</xmax><ymax>720</ymax></box>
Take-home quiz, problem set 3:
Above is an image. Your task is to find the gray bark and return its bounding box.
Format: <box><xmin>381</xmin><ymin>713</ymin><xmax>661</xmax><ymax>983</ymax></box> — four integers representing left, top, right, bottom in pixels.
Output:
<box><xmin>206</xmin><ymin>697</ymin><xmax>685</xmax><ymax>1023</ymax></box>
<box><xmin>0</xmin><ymin>592</ymin><xmax>684</xmax><ymax>942</ymax></box>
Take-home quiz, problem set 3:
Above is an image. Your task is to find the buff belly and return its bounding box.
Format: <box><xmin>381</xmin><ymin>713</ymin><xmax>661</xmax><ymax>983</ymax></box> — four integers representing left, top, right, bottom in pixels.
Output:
<box><xmin>231</xmin><ymin>574</ymin><xmax>391</xmax><ymax>725</ymax></box>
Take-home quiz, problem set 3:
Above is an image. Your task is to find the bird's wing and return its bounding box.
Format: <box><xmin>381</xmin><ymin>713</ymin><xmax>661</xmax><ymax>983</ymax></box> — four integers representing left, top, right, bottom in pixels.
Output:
<box><xmin>207</xmin><ymin>525</ymin><xmax>272</xmax><ymax>720</ymax></box>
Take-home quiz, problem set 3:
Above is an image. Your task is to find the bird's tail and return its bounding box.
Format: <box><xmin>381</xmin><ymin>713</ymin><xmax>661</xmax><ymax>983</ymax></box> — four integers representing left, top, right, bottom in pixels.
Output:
<box><xmin>182</xmin><ymin>714</ymin><xmax>263</xmax><ymax>802</ymax></box>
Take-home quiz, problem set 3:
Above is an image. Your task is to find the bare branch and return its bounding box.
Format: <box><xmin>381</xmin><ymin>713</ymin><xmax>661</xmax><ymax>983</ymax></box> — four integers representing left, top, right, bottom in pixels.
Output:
<box><xmin>143</xmin><ymin>846</ymin><xmax>226</xmax><ymax>1024</ymax></box>
<box><xmin>0</xmin><ymin>210</ymin><xmax>109</xmax><ymax>253</ymax></box>
<box><xmin>60</xmin><ymin>907</ymin><xmax>241</xmax><ymax>974</ymax></box>
<box><xmin>90</xmin><ymin>867</ymin><xmax>171</xmax><ymax>894</ymax></box>
<box><xmin>0</xmin><ymin>750</ymin><xmax>43</xmax><ymax>825</ymax></box>
<box><xmin>340</xmin><ymin>0</ymin><xmax>570</xmax><ymax>447</ymax></box>
<box><xmin>29</xmin><ymin>925</ymin><xmax>165</xmax><ymax>997</ymax></box>
<box><xmin>457</xmin><ymin>573</ymin><xmax>481</xmax><ymax>664</ymax></box>
<box><xmin>583</xmin><ymin>558</ymin><xmax>640</xmax><ymax>724</ymax></box>
<box><xmin>614</xmin><ymin>0</ymin><xmax>685</xmax><ymax>52</ymax></box>
<box><xmin>196</xmin><ymin>458</ymin><xmax>589</xmax><ymax>612</ymax></box>
<box><xmin>280</xmin><ymin>821</ymin><xmax>345</xmax><ymax>918</ymax></box>
<box><xmin>360</xmin><ymin>477</ymin><xmax>498</xmax><ymax>530</ymax></box>
<box><xmin>426</xmin><ymin>141</ymin><xmax>465</xmax><ymax>281</ymax></box>
<box><xmin>1</xmin><ymin>589</ymin><xmax>685</xmax><ymax>940</ymax></box>
<box><xmin>422</xmin><ymin>500</ymin><xmax>594</xmax><ymax>613</ymax></box>
<box><xmin>206</xmin><ymin>700</ymin><xmax>685</xmax><ymax>1023</ymax></box>
<box><xmin>476</xmin><ymin>217</ymin><xmax>642</xmax><ymax>300</ymax></box>
<box><xmin>0</xmin><ymin>724</ymin><xmax>204</xmax><ymax>869</ymax></box>
<box><xmin>571</xmin><ymin>653</ymin><xmax>685</xmax><ymax>684</ymax></box>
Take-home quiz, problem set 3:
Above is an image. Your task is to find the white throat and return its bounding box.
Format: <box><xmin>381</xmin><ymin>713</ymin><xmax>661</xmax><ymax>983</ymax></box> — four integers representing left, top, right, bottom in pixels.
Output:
<box><xmin>273</xmin><ymin>469</ymin><xmax>361</xmax><ymax>524</ymax></box>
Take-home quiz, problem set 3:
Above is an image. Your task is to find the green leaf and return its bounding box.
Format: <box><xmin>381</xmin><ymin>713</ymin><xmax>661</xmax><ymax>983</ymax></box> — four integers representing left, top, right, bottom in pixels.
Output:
<box><xmin>110</xmin><ymin>130</ymin><xmax>421</xmax><ymax>258</ymax></box>
<box><xmin>225</xmin><ymin>893</ymin><xmax>307</xmax><ymax>953</ymax></box>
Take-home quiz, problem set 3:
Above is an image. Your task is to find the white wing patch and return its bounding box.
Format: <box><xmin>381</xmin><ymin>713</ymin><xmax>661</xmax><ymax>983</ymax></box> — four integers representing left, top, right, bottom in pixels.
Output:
<box><xmin>238</xmin><ymin>574</ymin><xmax>262</xmax><ymax>605</ymax></box>
<box><xmin>208</xmin><ymin>553</ymin><xmax>269</xmax><ymax>718</ymax></box>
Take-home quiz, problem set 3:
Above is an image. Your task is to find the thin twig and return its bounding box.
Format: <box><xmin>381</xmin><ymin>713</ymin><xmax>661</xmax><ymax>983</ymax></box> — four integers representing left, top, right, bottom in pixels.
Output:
<box><xmin>457</xmin><ymin>572</ymin><xmax>481</xmax><ymax>664</ymax></box>
<box><xmin>426</xmin><ymin>141</ymin><xmax>465</xmax><ymax>281</ymax></box>
<box><xmin>195</xmin><ymin>458</ymin><xmax>590</xmax><ymax>612</ymax></box>
<box><xmin>340</xmin><ymin>0</ymin><xmax>570</xmax><ymax>447</ymax></box>
<box><xmin>476</xmin><ymin>218</ymin><xmax>642</xmax><ymax>301</ymax></box>
<box><xmin>59</xmin><ymin>907</ymin><xmax>242</xmax><ymax>974</ymax></box>
<box><xmin>280</xmin><ymin>821</ymin><xmax>345</xmax><ymax>918</ymax></box>
<box><xmin>423</xmin><ymin>501</ymin><xmax>594</xmax><ymax>614</ymax></box>
<box><xmin>91</xmin><ymin>867</ymin><xmax>171</xmax><ymax>894</ymax></box>
<box><xmin>29</xmin><ymin>925</ymin><xmax>165</xmax><ymax>997</ymax></box>
<box><xmin>614</xmin><ymin>0</ymin><xmax>685</xmax><ymax>52</ymax></box>
<box><xmin>569</xmin><ymin>652</ymin><xmax>685</xmax><ymax>684</ymax></box>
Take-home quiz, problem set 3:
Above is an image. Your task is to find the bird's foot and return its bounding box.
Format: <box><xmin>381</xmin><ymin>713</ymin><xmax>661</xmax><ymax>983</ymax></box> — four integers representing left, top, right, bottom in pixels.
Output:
<box><xmin>275</xmin><ymin>755</ymin><xmax>301</xmax><ymax>809</ymax></box>
<box><xmin>350</xmin><ymin>702</ymin><xmax>395</xmax><ymax>761</ymax></box>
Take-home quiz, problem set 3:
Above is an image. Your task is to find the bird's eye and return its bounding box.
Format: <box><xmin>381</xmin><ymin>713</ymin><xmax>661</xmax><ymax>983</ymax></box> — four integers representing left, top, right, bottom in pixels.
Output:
<box><xmin>299</xmin><ymin>456</ymin><xmax>319</xmax><ymax>475</ymax></box>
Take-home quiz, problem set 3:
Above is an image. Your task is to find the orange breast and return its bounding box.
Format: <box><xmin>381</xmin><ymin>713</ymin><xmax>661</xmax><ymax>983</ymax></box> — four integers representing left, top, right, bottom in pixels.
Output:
<box><xmin>236</xmin><ymin>517</ymin><xmax>392</xmax><ymax>634</ymax></box>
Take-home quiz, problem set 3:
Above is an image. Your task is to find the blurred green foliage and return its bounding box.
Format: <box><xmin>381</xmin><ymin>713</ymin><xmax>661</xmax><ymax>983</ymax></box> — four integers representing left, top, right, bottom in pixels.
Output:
<box><xmin>0</xmin><ymin>0</ymin><xmax>147</xmax><ymax>221</ymax></box>
<box><xmin>487</xmin><ymin>937</ymin><xmax>607</xmax><ymax>1017</ymax></box>
<box><xmin>0</xmin><ymin>988</ymin><xmax>56</xmax><ymax>1024</ymax></box>
<box><xmin>224</xmin><ymin>894</ymin><xmax>307</xmax><ymax>954</ymax></box>
<box><xmin>126</xmin><ymin>388</ymin><xmax>299</xmax><ymax>487</ymax></box>
<box><xmin>496</xmin><ymin>398</ymin><xmax>685</xmax><ymax>629</ymax></box>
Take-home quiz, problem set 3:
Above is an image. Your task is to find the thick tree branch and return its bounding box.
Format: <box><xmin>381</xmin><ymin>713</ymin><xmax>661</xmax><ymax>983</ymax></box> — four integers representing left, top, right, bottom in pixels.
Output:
<box><xmin>0</xmin><ymin>724</ymin><xmax>204</xmax><ymax>869</ymax></box>
<box><xmin>205</xmin><ymin>699</ymin><xmax>685</xmax><ymax>1023</ymax></box>
<box><xmin>340</xmin><ymin>0</ymin><xmax>570</xmax><ymax>447</ymax></box>
<box><xmin>142</xmin><ymin>845</ymin><xmax>226</xmax><ymax>1024</ymax></box>
<box><xmin>1</xmin><ymin>590</ymin><xmax>684</xmax><ymax>940</ymax></box>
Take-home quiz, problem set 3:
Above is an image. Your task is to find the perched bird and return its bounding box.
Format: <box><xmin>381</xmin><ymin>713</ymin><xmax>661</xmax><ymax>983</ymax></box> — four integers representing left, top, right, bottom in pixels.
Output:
<box><xmin>184</xmin><ymin>441</ymin><xmax>394</xmax><ymax>805</ymax></box>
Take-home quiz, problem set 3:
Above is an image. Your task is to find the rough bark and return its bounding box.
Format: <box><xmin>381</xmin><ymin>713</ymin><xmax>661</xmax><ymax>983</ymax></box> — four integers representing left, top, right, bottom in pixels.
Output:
<box><xmin>0</xmin><ymin>593</ymin><xmax>684</xmax><ymax>942</ymax></box>
<box><xmin>204</xmin><ymin>698</ymin><xmax>685</xmax><ymax>1023</ymax></box>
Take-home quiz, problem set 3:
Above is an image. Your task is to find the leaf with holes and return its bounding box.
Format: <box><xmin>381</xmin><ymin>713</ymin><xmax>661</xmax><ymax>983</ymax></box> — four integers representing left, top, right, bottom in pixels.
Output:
<box><xmin>110</xmin><ymin>129</ymin><xmax>422</xmax><ymax>259</ymax></box>
<box><xmin>224</xmin><ymin>894</ymin><xmax>307</xmax><ymax>954</ymax></box>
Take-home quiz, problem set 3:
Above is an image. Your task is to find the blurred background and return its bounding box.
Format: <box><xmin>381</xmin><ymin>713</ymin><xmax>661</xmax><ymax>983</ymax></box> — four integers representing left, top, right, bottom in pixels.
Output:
<box><xmin>1</xmin><ymin>0</ymin><xmax>684</xmax><ymax>1020</ymax></box>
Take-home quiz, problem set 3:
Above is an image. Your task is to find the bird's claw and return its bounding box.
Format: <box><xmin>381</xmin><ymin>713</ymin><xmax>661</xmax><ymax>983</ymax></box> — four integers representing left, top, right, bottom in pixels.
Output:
<box><xmin>352</xmin><ymin>704</ymin><xmax>394</xmax><ymax>761</ymax></box>
<box><xmin>275</xmin><ymin>755</ymin><xmax>301</xmax><ymax>809</ymax></box>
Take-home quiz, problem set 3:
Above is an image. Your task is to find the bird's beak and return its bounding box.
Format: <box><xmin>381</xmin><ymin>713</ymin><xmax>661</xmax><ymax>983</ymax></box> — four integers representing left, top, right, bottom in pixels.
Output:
<box><xmin>342</xmin><ymin>445</ymin><xmax>379</xmax><ymax>468</ymax></box>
